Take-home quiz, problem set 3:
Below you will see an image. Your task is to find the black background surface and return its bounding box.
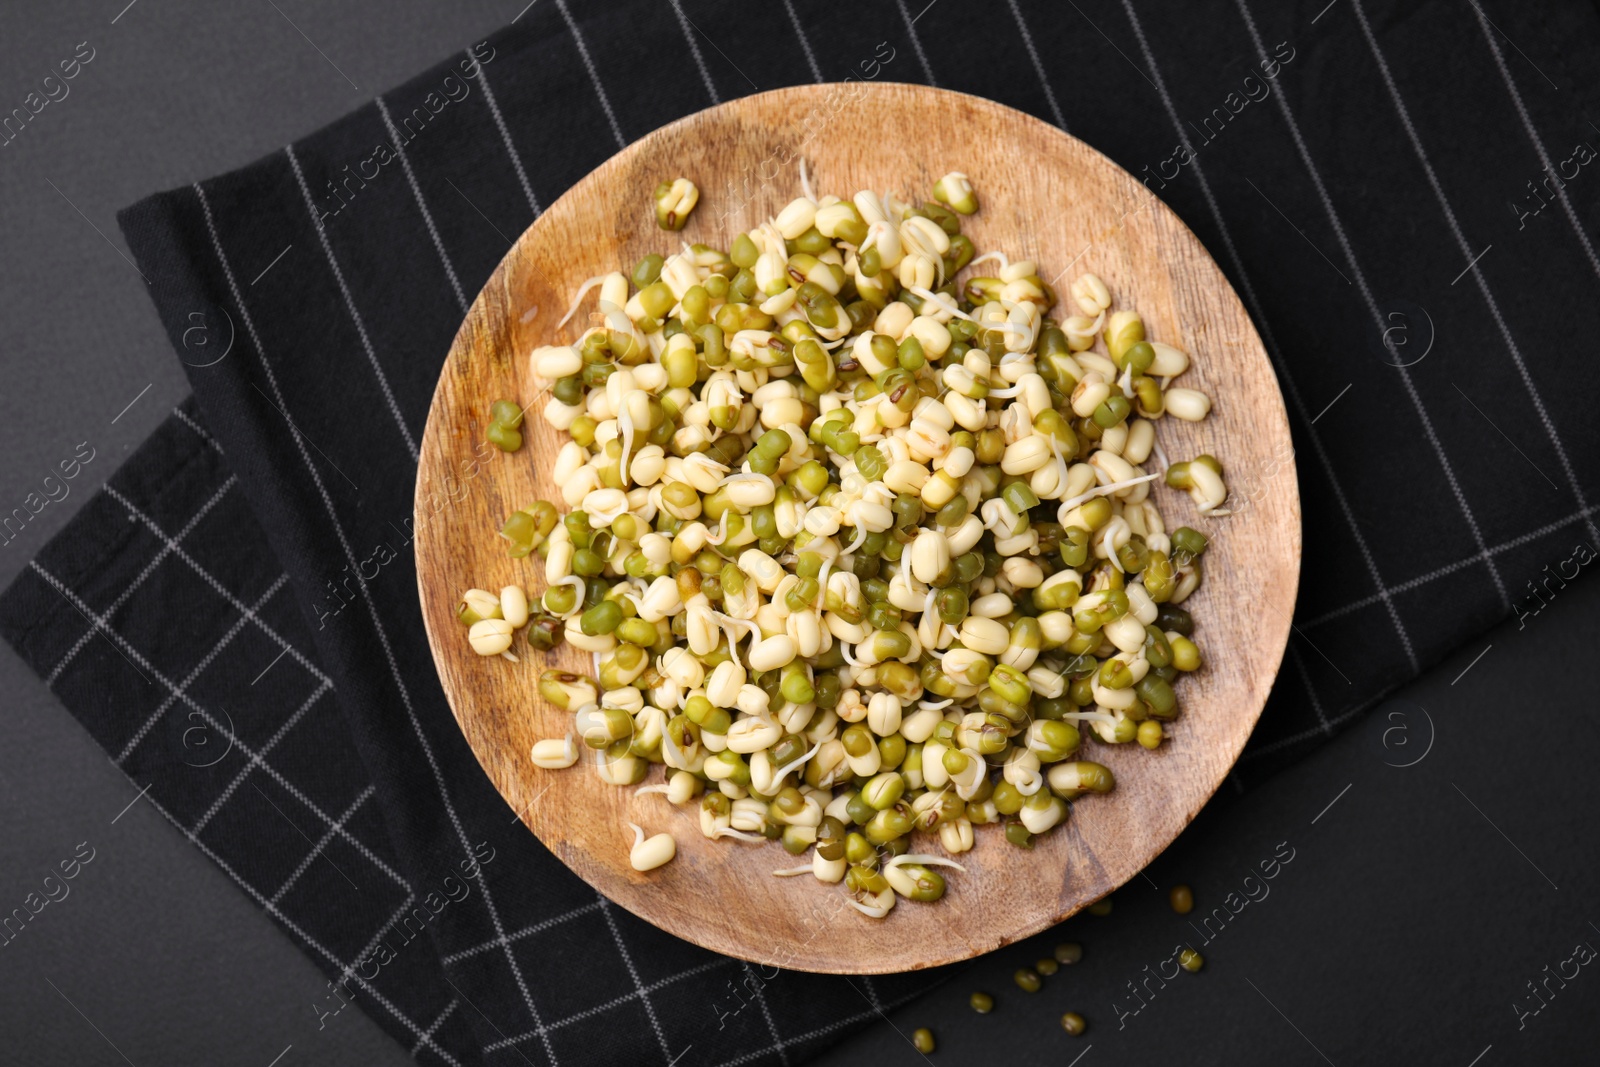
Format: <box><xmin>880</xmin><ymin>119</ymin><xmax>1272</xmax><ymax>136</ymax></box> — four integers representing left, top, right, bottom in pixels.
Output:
<box><xmin>0</xmin><ymin>1</ymin><xmax>1596</xmax><ymax>1065</ymax></box>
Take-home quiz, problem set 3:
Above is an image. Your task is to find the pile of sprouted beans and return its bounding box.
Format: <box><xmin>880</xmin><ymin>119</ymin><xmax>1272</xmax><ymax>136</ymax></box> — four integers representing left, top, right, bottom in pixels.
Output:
<box><xmin>457</xmin><ymin>168</ymin><xmax>1224</xmax><ymax>918</ymax></box>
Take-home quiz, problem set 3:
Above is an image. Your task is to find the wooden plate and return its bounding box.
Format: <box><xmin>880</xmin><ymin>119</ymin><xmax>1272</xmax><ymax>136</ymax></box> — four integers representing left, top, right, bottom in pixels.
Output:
<box><xmin>415</xmin><ymin>83</ymin><xmax>1300</xmax><ymax>975</ymax></box>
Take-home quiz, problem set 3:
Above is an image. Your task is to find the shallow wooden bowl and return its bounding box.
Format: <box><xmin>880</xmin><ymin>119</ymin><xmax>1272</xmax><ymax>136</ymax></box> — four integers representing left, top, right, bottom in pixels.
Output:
<box><xmin>415</xmin><ymin>83</ymin><xmax>1300</xmax><ymax>974</ymax></box>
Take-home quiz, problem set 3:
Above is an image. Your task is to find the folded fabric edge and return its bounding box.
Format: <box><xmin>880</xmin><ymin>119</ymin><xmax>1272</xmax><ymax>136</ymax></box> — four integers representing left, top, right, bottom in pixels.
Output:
<box><xmin>0</xmin><ymin>403</ymin><xmax>483</xmax><ymax>1065</ymax></box>
<box><xmin>0</xmin><ymin>402</ymin><xmax>218</xmax><ymax>664</ymax></box>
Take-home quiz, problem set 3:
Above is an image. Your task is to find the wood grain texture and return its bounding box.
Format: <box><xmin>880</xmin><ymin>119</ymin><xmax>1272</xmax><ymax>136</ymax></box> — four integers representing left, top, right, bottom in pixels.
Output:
<box><xmin>415</xmin><ymin>84</ymin><xmax>1300</xmax><ymax>975</ymax></box>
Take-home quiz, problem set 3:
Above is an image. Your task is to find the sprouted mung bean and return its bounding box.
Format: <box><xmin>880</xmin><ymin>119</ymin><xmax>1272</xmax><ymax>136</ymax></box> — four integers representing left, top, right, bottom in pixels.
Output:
<box><xmin>461</xmin><ymin>169</ymin><xmax>1227</xmax><ymax>919</ymax></box>
<box><xmin>487</xmin><ymin>399</ymin><xmax>526</xmax><ymax>452</ymax></box>
<box><xmin>655</xmin><ymin>177</ymin><xmax>700</xmax><ymax>230</ymax></box>
<box><xmin>627</xmin><ymin>822</ymin><xmax>677</xmax><ymax>871</ymax></box>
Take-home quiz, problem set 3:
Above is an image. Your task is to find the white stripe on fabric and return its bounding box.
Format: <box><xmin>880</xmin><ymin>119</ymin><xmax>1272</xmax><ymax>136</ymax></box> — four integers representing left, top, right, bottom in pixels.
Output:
<box><xmin>188</xmin><ymin>680</ymin><xmax>332</xmax><ymax>835</ymax></box>
<box><xmin>1233</xmin><ymin>0</ymin><xmax>1509</xmax><ymax>612</ymax></box>
<box><xmin>1469</xmin><ymin>3</ymin><xmax>1600</xmax><ymax>283</ymax></box>
<box><xmin>133</xmin><ymin>786</ymin><xmax>461</xmax><ymax>1066</ymax></box>
<box><xmin>172</xmin><ymin>405</ymin><xmax>225</xmax><ymax>453</ymax></box>
<box><xmin>1118</xmin><ymin>0</ymin><xmax>1421</xmax><ymax>670</ymax></box>
<box><xmin>742</xmin><ymin>961</ymin><xmax>791</xmax><ymax>1067</ymax></box>
<box><xmin>412</xmin><ymin>998</ymin><xmax>460</xmax><ymax>1056</ymax></box>
<box><xmin>481</xmin><ymin>960</ymin><xmax>731</xmax><ymax>1053</ymax></box>
<box><xmin>1352</xmin><ymin>0</ymin><xmax>1599</xmax><ymax>546</ymax></box>
<box><xmin>1241</xmin><ymin>678</ymin><xmax>1408</xmax><ymax>763</ymax></box>
<box><xmin>597</xmin><ymin>897</ymin><xmax>673</xmax><ymax>1063</ymax></box>
<box><xmin>441</xmin><ymin>900</ymin><xmax>602</xmax><ymax>964</ymax></box>
<box><xmin>342</xmin><ymin>895</ymin><xmax>419</xmax><ymax>987</ymax></box>
<box><xmin>375</xmin><ymin>96</ymin><xmax>468</xmax><ymax>313</ymax></box>
<box><xmin>668</xmin><ymin>0</ymin><xmax>721</xmax><ymax>103</ymax></box>
<box><xmin>48</xmin><ymin>475</ymin><xmax>237</xmax><ymax>685</ymax></box>
<box><xmin>708</xmin><ymin>1006</ymin><xmax>885</xmax><ymax>1067</ymax></box>
<box><xmin>896</xmin><ymin>0</ymin><xmax>939</xmax><ymax>86</ymax></box>
<box><xmin>285</xmin><ymin>145</ymin><xmax>419</xmax><ymax>462</ymax></box>
<box><xmin>194</xmin><ymin>180</ymin><xmax>560</xmax><ymax>1064</ymax></box>
<box><xmin>1304</xmin><ymin>503</ymin><xmax>1599</xmax><ymax>629</ymax></box>
<box><xmin>474</xmin><ymin>55</ymin><xmax>543</xmax><ymax>216</ymax></box>
<box><xmin>272</xmin><ymin>784</ymin><xmax>375</xmax><ymax>904</ymax></box>
<box><xmin>1006</xmin><ymin>0</ymin><xmax>1067</xmax><ymax>129</ymax></box>
<box><xmin>34</xmin><ymin>562</ymin><xmax>409</xmax><ymax>890</ymax></box>
<box><xmin>102</xmin><ymin>484</ymin><xmax>330</xmax><ymax>688</ymax></box>
<box><xmin>555</xmin><ymin>0</ymin><xmax>628</xmax><ymax>149</ymax></box>
<box><xmin>782</xmin><ymin>0</ymin><xmax>825</xmax><ymax>83</ymax></box>
<box><xmin>113</xmin><ymin>572</ymin><xmax>285</xmax><ymax>762</ymax></box>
